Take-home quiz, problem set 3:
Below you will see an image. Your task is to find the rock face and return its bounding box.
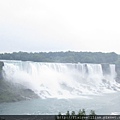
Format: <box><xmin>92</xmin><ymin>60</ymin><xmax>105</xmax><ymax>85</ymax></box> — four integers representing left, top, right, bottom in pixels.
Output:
<box><xmin>0</xmin><ymin>61</ymin><xmax>4</xmax><ymax>79</ymax></box>
<box><xmin>0</xmin><ymin>80</ymin><xmax>39</xmax><ymax>103</ymax></box>
<box><xmin>101</xmin><ymin>63</ymin><xmax>111</xmax><ymax>75</ymax></box>
<box><xmin>101</xmin><ymin>63</ymin><xmax>120</xmax><ymax>83</ymax></box>
<box><xmin>115</xmin><ymin>64</ymin><xmax>120</xmax><ymax>83</ymax></box>
<box><xmin>0</xmin><ymin>61</ymin><xmax>39</xmax><ymax>103</ymax></box>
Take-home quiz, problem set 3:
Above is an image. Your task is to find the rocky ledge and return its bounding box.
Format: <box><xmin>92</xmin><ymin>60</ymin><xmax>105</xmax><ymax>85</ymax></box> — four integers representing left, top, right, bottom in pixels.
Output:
<box><xmin>0</xmin><ymin>61</ymin><xmax>4</xmax><ymax>79</ymax></box>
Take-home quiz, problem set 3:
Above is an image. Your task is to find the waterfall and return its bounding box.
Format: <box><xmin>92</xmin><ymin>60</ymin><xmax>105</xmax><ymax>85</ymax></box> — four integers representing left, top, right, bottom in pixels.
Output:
<box><xmin>110</xmin><ymin>64</ymin><xmax>117</xmax><ymax>79</ymax></box>
<box><xmin>2</xmin><ymin>60</ymin><xmax>120</xmax><ymax>99</ymax></box>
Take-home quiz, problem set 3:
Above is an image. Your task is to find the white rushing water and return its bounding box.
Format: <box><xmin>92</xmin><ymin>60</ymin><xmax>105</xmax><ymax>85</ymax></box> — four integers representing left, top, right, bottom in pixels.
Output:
<box><xmin>2</xmin><ymin>60</ymin><xmax>120</xmax><ymax>99</ymax></box>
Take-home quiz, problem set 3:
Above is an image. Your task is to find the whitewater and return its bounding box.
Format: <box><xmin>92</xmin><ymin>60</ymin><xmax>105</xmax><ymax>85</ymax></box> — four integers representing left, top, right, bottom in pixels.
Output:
<box><xmin>0</xmin><ymin>60</ymin><xmax>120</xmax><ymax>115</ymax></box>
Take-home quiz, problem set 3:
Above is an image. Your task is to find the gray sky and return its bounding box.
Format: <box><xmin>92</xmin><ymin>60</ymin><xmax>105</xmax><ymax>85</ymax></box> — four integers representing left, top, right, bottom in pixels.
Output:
<box><xmin>0</xmin><ymin>0</ymin><xmax>120</xmax><ymax>54</ymax></box>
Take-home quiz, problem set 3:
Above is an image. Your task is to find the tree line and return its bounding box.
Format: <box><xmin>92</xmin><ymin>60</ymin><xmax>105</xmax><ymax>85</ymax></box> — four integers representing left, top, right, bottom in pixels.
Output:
<box><xmin>0</xmin><ymin>51</ymin><xmax>120</xmax><ymax>64</ymax></box>
<box><xmin>56</xmin><ymin>109</ymin><xmax>96</xmax><ymax>120</ymax></box>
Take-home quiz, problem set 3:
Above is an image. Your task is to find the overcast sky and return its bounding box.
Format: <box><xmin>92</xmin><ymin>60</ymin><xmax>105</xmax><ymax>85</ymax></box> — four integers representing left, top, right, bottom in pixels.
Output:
<box><xmin>0</xmin><ymin>0</ymin><xmax>120</xmax><ymax>54</ymax></box>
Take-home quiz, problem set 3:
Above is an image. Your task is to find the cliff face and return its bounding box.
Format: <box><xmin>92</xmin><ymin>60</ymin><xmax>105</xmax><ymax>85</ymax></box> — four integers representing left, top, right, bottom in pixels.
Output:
<box><xmin>0</xmin><ymin>61</ymin><xmax>39</xmax><ymax>103</ymax></box>
<box><xmin>115</xmin><ymin>64</ymin><xmax>120</xmax><ymax>83</ymax></box>
<box><xmin>101</xmin><ymin>63</ymin><xmax>111</xmax><ymax>75</ymax></box>
<box><xmin>0</xmin><ymin>61</ymin><xmax>4</xmax><ymax>79</ymax></box>
<box><xmin>101</xmin><ymin>63</ymin><xmax>120</xmax><ymax>83</ymax></box>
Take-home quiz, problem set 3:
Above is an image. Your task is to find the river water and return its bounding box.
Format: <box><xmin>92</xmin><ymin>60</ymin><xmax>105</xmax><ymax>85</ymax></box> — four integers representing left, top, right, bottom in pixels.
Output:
<box><xmin>0</xmin><ymin>92</ymin><xmax>120</xmax><ymax>115</ymax></box>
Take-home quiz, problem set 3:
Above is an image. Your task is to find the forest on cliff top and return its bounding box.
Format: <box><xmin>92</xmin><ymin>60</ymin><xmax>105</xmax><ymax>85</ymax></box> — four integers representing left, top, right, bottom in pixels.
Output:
<box><xmin>0</xmin><ymin>51</ymin><xmax>120</xmax><ymax>64</ymax></box>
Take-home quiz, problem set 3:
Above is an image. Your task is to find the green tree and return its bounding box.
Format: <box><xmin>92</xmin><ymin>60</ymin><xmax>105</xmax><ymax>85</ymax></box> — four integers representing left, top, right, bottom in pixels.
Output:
<box><xmin>58</xmin><ymin>112</ymin><xmax>61</xmax><ymax>115</ymax></box>
<box><xmin>78</xmin><ymin>109</ymin><xmax>86</xmax><ymax>115</ymax></box>
<box><xmin>66</xmin><ymin>111</ymin><xmax>70</xmax><ymax>116</ymax></box>
<box><xmin>88</xmin><ymin>110</ymin><xmax>96</xmax><ymax>120</ymax></box>
<box><xmin>89</xmin><ymin>110</ymin><xmax>96</xmax><ymax>115</ymax></box>
<box><xmin>71</xmin><ymin>111</ymin><xmax>75</xmax><ymax>115</ymax></box>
